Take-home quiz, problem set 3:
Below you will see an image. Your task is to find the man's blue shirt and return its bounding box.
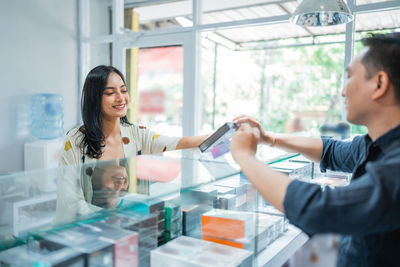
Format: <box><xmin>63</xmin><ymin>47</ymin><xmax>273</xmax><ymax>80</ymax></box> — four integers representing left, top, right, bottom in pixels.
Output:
<box><xmin>283</xmin><ymin>124</ymin><xmax>400</xmax><ymax>267</ymax></box>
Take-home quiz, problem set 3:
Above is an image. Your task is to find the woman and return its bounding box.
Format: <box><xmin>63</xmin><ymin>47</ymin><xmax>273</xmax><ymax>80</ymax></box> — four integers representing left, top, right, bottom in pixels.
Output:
<box><xmin>60</xmin><ymin>65</ymin><xmax>207</xmax><ymax>166</ymax></box>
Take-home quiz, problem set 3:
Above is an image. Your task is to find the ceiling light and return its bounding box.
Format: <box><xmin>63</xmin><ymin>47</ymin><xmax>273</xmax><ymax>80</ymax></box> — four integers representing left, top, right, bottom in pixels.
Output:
<box><xmin>290</xmin><ymin>0</ymin><xmax>354</xmax><ymax>27</ymax></box>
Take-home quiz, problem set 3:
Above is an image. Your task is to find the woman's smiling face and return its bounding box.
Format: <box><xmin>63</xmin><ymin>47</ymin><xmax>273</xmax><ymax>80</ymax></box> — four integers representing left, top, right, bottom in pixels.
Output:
<box><xmin>101</xmin><ymin>72</ymin><xmax>129</xmax><ymax>120</ymax></box>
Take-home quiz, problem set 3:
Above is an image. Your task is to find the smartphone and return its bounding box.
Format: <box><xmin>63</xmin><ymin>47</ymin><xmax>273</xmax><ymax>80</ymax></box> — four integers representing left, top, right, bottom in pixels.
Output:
<box><xmin>199</xmin><ymin>122</ymin><xmax>238</xmax><ymax>152</ymax></box>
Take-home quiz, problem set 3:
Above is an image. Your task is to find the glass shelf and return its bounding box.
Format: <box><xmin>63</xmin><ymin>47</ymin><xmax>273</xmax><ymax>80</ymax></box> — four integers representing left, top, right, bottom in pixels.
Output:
<box><xmin>0</xmin><ymin>147</ymin><xmax>300</xmax><ymax>266</ymax></box>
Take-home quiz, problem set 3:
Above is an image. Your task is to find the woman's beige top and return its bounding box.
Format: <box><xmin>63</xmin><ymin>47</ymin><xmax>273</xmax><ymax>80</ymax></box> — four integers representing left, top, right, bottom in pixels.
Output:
<box><xmin>60</xmin><ymin>123</ymin><xmax>180</xmax><ymax>165</ymax></box>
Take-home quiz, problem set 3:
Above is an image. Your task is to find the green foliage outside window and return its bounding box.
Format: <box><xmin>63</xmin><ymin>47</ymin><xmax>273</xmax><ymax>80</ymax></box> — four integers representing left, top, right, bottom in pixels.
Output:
<box><xmin>201</xmin><ymin>29</ymin><xmax>396</xmax><ymax>137</ymax></box>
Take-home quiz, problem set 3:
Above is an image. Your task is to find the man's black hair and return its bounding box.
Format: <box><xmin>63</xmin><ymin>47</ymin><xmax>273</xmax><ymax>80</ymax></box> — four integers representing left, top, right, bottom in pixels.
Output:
<box><xmin>361</xmin><ymin>32</ymin><xmax>400</xmax><ymax>101</ymax></box>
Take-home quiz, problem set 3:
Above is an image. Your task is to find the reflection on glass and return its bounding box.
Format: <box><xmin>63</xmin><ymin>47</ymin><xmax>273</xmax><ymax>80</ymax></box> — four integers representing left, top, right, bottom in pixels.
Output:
<box><xmin>86</xmin><ymin>160</ymin><xmax>129</xmax><ymax>208</ymax></box>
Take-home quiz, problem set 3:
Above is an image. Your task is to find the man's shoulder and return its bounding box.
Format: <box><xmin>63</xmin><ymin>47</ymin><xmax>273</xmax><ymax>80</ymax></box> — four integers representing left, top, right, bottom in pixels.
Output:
<box><xmin>383</xmin><ymin>139</ymin><xmax>400</xmax><ymax>159</ymax></box>
<box><xmin>323</xmin><ymin>134</ymin><xmax>366</xmax><ymax>149</ymax></box>
<box><xmin>348</xmin><ymin>134</ymin><xmax>367</xmax><ymax>144</ymax></box>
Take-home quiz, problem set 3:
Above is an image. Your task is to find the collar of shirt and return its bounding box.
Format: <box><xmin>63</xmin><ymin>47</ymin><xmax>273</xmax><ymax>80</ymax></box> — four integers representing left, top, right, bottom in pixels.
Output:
<box><xmin>353</xmin><ymin>123</ymin><xmax>400</xmax><ymax>179</ymax></box>
<box><xmin>365</xmin><ymin>123</ymin><xmax>400</xmax><ymax>153</ymax></box>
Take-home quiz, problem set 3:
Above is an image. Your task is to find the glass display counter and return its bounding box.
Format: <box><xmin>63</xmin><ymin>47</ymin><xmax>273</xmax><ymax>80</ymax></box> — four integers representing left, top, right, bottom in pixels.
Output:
<box><xmin>0</xmin><ymin>147</ymin><xmax>312</xmax><ymax>266</ymax></box>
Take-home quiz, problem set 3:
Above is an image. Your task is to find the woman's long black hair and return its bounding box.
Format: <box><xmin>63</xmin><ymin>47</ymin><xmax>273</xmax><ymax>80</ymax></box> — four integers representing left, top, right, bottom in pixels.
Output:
<box><xmin>80</xmin><ymin>65</ymin><xmax>131</xmax><ymax>159</ymax></box>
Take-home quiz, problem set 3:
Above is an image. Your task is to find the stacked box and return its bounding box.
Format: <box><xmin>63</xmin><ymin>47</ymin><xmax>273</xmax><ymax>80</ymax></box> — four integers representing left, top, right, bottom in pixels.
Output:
<box><xmin>270</xmin><ymin>161</ymin><xmax>312</xmax><ymax>180</ymax></box>
<box><xmin>200</xmin><ymin>211</ymin><xmax>270</xmax><ymax>254</ymax></box>
<box><xmin>214</xmin><ymin>185</ymin><xmax>235</xmax><ymax>195</ymax></box>
<box><xmin>256</xmin><ymin>213</ymin><xmax>286</xmax><ymax>245</ymax></box>
<box><xmin>255</xmin><ymin>226</ymin><xmax>269</xmax><ymax>253</ymax></box>
<box><xmin>182</xmin><ymin>204</ymin><xmax>210</xmax><ymax>238</ymax></box>
<box><xmin>256</xmin><ymin>205</ymin><xmax>289</xmax><ymax>231</ymax></box>
<box><xmin>214</xmin><ymin>178</ymin><xmax>249</xmax><ymax>210</ymax></box>
<box><xmin>202</xmin><ymin>235</ymin><xmax>254</xmax><ymax>251</ymax></box>
<box><xmin>115</xmin><ymin>210</ymin><xmax>158</xmax><ymax>267</ymax></box>
<box><xmin>215</xmin><ymin>193</ymin><xmax>236</xmax><ymax>210</ymax></box>
<box><xmin>201</xmin><ymin>210</ymin><xmax>255</xmax><ymax>240</ymax></box>
<box><xmin>182</xmin><ymin>186</ymin><xmax>218</xmax><ymax>208</ymax></box>
<box><xmin>81</xmin><ymin>221</ymin><xmax>139</xmax><ymax>267</ymax></box>
<box><xmin>0</xmin><ymin>239</ymin><xmax>84</xmax><ymax>266</ymax></box>
<box><xmin>238</xmin><ymin>178</ymin><xmax>258</xmax><ymax>210</ymax></box>
<box><xmin>214</xmin><ymin>178</ymin><xmax>247</xmax><ymax>196</ymax></box>
<box><xmin>35</xmin><ymin>224</ymin><xmax>115</xmax><ymax>266</ymax></box>
<box><xmin>119</xmin><ymin>194</ymin><xmax>165</xmax><ymax>246</ymax></box>
<box><xmin>201</xmin><ymin>209</ymin><xmax>257</xmax><ymax>251</ymax></box>
<box><xmin>181</xmin><ymin>186</ymin><xmax>217</xmax><ymax>238</ymax></box>
<box><xmin>164</xmin><ymin>198</ymin><xmax>182</xmax><ymax>241</ymax></box>
<box><xmin>201</xmin><ymin>226</ymin><xmax>268</xmax><ymax>254</ymax></box>
<box><xmin>151</xmin><ymin>236</ymin><xmax>253</xmax><ymax>267</ymax></box>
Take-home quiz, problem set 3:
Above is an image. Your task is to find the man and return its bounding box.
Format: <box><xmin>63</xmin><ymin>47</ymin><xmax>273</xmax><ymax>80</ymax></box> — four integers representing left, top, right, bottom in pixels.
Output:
<box><xmin>230</xmin><ymin>32</ymin><xmax>400</xmax><ymax>266</ymax></box>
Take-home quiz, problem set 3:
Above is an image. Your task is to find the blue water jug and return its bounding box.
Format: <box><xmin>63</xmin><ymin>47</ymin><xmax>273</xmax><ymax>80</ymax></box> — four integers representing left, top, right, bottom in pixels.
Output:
<box><xmin>32</xmin><ymin>94</ymin><xmax>64</xmax><ymax>139</ymax></box>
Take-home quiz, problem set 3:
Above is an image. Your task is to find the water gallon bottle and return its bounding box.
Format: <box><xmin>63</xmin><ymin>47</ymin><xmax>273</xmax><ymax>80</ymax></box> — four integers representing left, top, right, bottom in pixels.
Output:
<box><xmin>32</xmin><ymin>93</ymin><xmax>64</xmax><ymax>139</ymax></box>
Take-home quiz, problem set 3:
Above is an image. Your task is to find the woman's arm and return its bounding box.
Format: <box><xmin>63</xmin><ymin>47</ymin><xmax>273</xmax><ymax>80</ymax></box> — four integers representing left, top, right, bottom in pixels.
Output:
<box><xmin>176</xmin><ymin>134</ymin><xmax>209</xmax><ymax>150</ymax></box>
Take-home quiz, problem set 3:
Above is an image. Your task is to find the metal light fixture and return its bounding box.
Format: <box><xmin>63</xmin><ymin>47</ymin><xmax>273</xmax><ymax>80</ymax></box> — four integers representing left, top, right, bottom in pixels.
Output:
<box><xmin>290</xmin><ymin>0</ymin><xmax>354</xmax><ymax>27</ymax></box>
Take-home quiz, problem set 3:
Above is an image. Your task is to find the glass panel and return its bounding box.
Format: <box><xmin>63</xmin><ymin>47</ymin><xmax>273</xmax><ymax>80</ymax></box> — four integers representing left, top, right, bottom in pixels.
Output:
<box><xmin>126</xmin><ymin>46</ymin><xmax>184</xmax><ymax>136</ymax></box>
<box><xmin>126</xmin><ymin>0</ymin><xmax>192</xmax><ymax>31</ymax></box>
<box><xmin>0</xmin><ymin>148</ymin><xmax>300</xmax><ymax>265</ymax></box>
<box><xmin>201</xmin><ymin>24</ymin><xmax>346</xmax><ymax>138</ymax></box>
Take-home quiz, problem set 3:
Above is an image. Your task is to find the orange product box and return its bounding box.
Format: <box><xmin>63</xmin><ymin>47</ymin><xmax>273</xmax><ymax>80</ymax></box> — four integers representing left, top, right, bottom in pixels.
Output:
<box><xmin>202</xmin><ymin>235</ymin><xmax>244</xmax><ymax>249</ymax></box>
<box><xmin>201</xmin><ymin>209</ymin><xmax>255</xmax><ymax>240</ymax></box>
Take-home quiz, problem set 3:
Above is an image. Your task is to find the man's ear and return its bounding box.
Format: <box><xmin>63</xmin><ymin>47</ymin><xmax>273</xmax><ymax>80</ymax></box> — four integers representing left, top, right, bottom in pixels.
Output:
<box><xmin>371</xmin><ymin>71</ymin><xmax>390</xmax><ymax>100</ymax></box>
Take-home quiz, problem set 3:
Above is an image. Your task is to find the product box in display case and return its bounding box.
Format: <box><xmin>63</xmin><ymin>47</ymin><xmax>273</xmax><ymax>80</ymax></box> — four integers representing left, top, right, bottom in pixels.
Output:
<box><xmin>182</xmin><ymin>203</ymin><xmax>210</xmax><ymax>237</ymax></box>
<box><xmin>256</xmin><ymin>213</ymin><xmax>286</xmax><ymax>244</ymax></box>
<box><xmin>80</xmin><ymin>221</ymin><xmax>139</xmax><ymax>267</ymax></box>
<box><xmin>213</xmin><ymin>178</ymin><xmax>250</xmax><ymax>210</ymax></box>
<box><xmin>201</xmin><ymin>209</ymin><xmax>255</xmax><ymax>241</ymax></box>
<box><xmin>215</xmin><ymin>193</ymin><xmax>237</xmax><ymax>210</ymax></box>
<box><xmin>0</xmin><ymin>239</ymin><xmax>85</xmax><ymax>267</ymax></box>
<box><xmin>214</xmin><ymin>178</ymin><xmax>248</xmax><ymax>196</ymax></box>
<box><xmin>118</xmin><ymin>194</ymin><xmax>166</xmax><ymax>245</ymax></box>
<box><xmin>151</xmin><ymin>236</ymin><xmax>253</xmax><ymax>267</ymax></box>
<box><xmin>164</xmin><ymin>198</ymin><xmax>183</xmax><ymax>241</ymax></box>
<box><xmin>185</xmin><ymin>185</ymin><xmax>218</xmax><ymax>207</ymax></box>
<box><xmin>34</xmin><ymin>224</ymin><xmax>115</xmax><ymax>266</ymax></box>
<box><xmin>214</xmin><ymin>185</ymin><xmax>235</xmax><ymax>195</ymax></box>
<box><xmin>270</xmin><ymin>161</ymin><xmax>313</xmax><ymax>180</ymax></box>
<box><xmin>121</xmin><ymin>194</ymin><xmax>165</xmax><ymax>219</ymax></box>
<box><xmin>201</xmin><ymin>209</ymin><xmax>261</xmax><ymax>252</ymax></box>
<box><xmin>114</xmin><ymin>209</ymin><xmax>159</xmax><ymax>266</ymax></box>
<box><xmin>201</xmin><ymin>211</ymin><xmax>286</xmax><ymax>254</ymax></box>
<box><xmin>0</xmin><ymin>192</ymin><xmax>56</xmax><ymax>236</ymax></box>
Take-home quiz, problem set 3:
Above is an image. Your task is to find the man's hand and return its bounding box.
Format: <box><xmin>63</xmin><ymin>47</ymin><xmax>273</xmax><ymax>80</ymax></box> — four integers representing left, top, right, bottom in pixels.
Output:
<box><xmin>233</xmin><ymin>115</ymin><xmax>274</xmax><ymax>145</ymax></box>
<box><xmin>230</xmin><ymin>122</ymin><xmax>293</xmax><ymax>213</ymax></box>
<box><xmin>230</xmin><ymin>123</ymin><xmax>260</xmax><ymax>162</ymax></box>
